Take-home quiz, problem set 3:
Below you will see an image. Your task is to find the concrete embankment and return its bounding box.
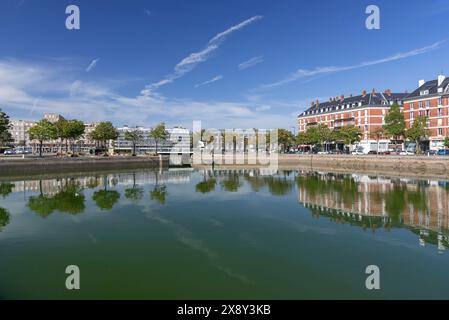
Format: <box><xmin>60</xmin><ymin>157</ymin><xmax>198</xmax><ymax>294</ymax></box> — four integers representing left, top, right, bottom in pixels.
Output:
<box><xmin>193</xmin><ymin>154</ymin><xmax>449</xmax><ymax>179</ymax></box>
<box><xmin>0</xmin><ymin>156</ymin><xmax>169</xmax><ymax>177</ymax></box>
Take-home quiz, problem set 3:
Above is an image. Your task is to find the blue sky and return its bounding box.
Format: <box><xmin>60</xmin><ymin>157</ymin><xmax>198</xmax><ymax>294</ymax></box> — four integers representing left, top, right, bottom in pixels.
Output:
<box><xmin>1</xmin><ymin>0</ymin><xmax>449</xmax><ymax>129</ymax></box>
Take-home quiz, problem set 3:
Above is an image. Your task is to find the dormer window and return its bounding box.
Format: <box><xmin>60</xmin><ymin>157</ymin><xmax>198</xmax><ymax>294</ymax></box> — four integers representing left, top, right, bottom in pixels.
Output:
<box><xmin>420</xmin><ymin>90</ymin><xmax>429</xmax><ymax>96</ymax></box>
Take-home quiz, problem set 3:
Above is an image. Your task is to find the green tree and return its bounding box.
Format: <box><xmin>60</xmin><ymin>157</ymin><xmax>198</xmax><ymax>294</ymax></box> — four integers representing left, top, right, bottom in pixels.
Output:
<box><xmin>405</xmin><ymin>116</ymin><xmax>429</xmax><ymax>154</ymax></box>
<box><xmin>0</xmin><ymin>109</ymin><xmax>13</xmax><ymax>147</ymax></box>
<box><xmin>383</xmin><ymin>103</ymin><xmax>405</xmax><ymax>150</ymax></box>
<box><xmin>335</xmin><ymin>125</ymin><xmax>362</xmax><ymax>149</ymax></box>
<box><xmin>89</xmin><ymin>122</ymin><xmax>118</xmax><ymax>152</ymax></box>
<box><xmin>0</xmin><ymin>207</ymin><xmax>11</xmax><ymax>231</ymax></box>
<box><xmin>124</xmin><ymin>129</ymin><xmax>144</xmax><ymax>156</ymax></box>
<box><xmin>315</xmin><ymin>124</ymin><xmax>332</xmax><ymax>151</ymax></box>
<box><xmin>92</xmin><ymin>190</ymin><xmax>120</xmax><ymax>210</ymax></box>
<box><xmin>444</xmin><ymin>137</ymin><xmax>449</xmax><ymax>148</ymax></box>
<box><xmin>149</xmin><ymin>122</ymin><xmax>168</xmax><ymax>153</ymax></box>
<box><xmin>28</xmin><ymin>119</ymin><xmax>57</xmax><ymax>157</ymax></box>
<box><xmin>66</xmin><ymin>120</ymin><xmax>85</xmax><ymax>153</ymax></box>
<box><xmin>54</xmin><ymin>118</ymin><xmax>68</xmax><ymax>153</ymax></box>
<box><xmin>277</xmin><ymin>129</ymin><xmax>295</xmax><ymax>152</ymax></box>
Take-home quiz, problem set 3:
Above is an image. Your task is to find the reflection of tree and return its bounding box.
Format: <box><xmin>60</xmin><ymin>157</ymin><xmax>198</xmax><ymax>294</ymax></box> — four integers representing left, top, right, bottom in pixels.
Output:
<box><xmin>0</xmin><ymin>207</ymin><xmax>11</xmax><ymax>231</ymax></box>
<box><xmin>92</xmin><ymin>190</ymin><xmax>120</xmax><ymax>210</ymax></box>
<box><xmin>221</xmin><ymin>173</ymin><xmax>241</xmax><ymax>192</ymax></box>
<box><xmin>27</xmin><ymin>180</ymin><xmax>85</xmax><ymax>217</ymax></box>
<box><xmin>125</xmin><ymin>172</ymin><xmax>143</xmax><ymax>202</ymax></box>
<box><xmin>196</xmin><ymin>171</ymin><xmax>216</xmax><ymax>194</ymax></box>
<box><xmin>243</xmin><ymin>173</ymin><xmax>266</xmax><ymax>192</ymax></box>
<box><xmin>0</xmin><ymin>182</ymin><xmax>14</xmax><ymax>198</ymax></box>
<box><xmin>296</xmin><ymin>173</ymin><xmax>359</xmax><ymax>203</ymax></box>
<box><xmin>196</xmin><ymin>179</ymin><xmax>216</xmax><ymax>193</ymax></box>
<box><xmin>385</xmin><ymin>184</ymin><xmax>406</xmax><ymax>224</ymax></box>
<box><xmin>150</xmin><ymin>186</ymin><xmax>167</xmax><ymax>205</ymax></box>
<box><xmin>407</xmin><ymin>184</ymin><xmax>428</xmax><ymax>212</ymax></box>
<box><xmin>266</xmin><ymin>176</ymin><xmax>293</xmax><ymax>196</ymax></box>
<box><xmin>52</xmin><ymin>186</ymin><xmax>85</xmax><ymax>214</ymax></box>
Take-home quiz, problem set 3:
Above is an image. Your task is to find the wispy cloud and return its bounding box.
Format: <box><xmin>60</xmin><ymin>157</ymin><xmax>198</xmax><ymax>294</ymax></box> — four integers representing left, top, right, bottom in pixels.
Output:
<box><xmin>86</xmin><ymin>58</ymin><xmax>100</xmax><ymax>72</ymax></box>
<box><xmin>141</xmin><ymin>15</ymin><xmax>263</xmax><ymax>96</ymax></box>
<box><xmin>238</xmin><ymin>56</ymin><xmax>264</xmax><ymax>70</ymax></box>
<box><xmin>260</xmin><ymin>40</ymin><xmax>446</xmax><ymax>90</ymax></box>
<box><xmin>144</xmin><ymin>9</ymin><xmax>151</xmax><ymax>16</ymax></box>
<box><xmin>0</xmin><ymin>58</ymin><xmax>292</xmax><ymax>129</ymax></box>
<box><xmin>195</xmin><ymin>75</ymin><xmax>223</xmax><ymax>88</ymax></box>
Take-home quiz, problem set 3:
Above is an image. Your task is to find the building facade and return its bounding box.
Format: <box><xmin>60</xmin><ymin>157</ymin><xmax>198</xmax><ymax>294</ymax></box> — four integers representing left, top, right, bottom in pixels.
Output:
<box><xmin>113</xmin><ymin>126</ymin><xmax>190</xmax><ymax>154</ymax></box>
<box><xmin>297</xmin><ymin>89</ymin><xmax>407</xmax><ymax>152</ymax></box>
<box><xmin>403</xmin><ymin>75</ymin><xmax>449</xmax><ymax>151</ymax></box>
<box><xmin>9</xmin><ymin>119</ymin><xmax>36</xmax><ymax>145</ymax></box>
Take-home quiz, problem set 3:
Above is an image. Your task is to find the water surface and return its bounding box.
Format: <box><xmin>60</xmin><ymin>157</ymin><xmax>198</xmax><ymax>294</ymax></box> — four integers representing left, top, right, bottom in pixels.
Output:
<box><xmin>1</xmin><ymin>169</ymin><xmax>449</xmax><ymax>299</ymax></box>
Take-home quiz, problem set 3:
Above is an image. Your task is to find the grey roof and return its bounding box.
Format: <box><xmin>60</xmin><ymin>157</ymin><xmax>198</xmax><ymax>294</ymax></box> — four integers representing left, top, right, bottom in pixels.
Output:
<box><xmin>405</xmin><ymin>77</ymin><xmax>449</xmax><ymax>99</ymax></box>
<box><xmin>298</xmin><ymin>92</ymin><xmax>408</xmax><ymax>117</ymax></box>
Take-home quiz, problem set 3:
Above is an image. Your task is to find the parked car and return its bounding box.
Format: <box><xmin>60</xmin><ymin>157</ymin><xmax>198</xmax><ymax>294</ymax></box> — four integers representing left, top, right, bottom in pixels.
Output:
<box><xmin>426</xmin><ymin>150</ymin><xmax>437</xmax><ymax>156</ymax></box>
<box><xmin>399</xmin><ymin>150</ymin><xmax>415</xmax><ymax>156</ymax></box>
<box><xmin>437</xmin><ymin>149</ymin><xmax>449</xmax><ymax>156</ymax></box>
<box><xmin>367</xmin><ymin>150</ymin><xmax>378</xmax><ymax>155</ymax></box>
<box><xmin>4</xmin><ymin>149</ymin><xmax>16</xmax><ymax>155</ymax></box>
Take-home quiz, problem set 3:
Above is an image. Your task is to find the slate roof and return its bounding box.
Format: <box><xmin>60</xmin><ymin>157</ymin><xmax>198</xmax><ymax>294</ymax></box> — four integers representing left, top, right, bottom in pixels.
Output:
<box><xmin>298</xmin><ymin>91</ymin><xmax>408</xmax><ymax>117</ymax></box>
<box><xmin>405</xmin><ymin>77</ymin><xmax>449</xmax><ymax>99</ymax></box>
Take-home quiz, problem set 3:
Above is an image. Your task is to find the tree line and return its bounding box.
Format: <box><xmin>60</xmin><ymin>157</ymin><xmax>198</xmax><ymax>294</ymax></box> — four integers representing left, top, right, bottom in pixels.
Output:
<box><xmin>0</xmin><ymin>108</ymin><xmax>169</xmax><ymax>157</ymax></box>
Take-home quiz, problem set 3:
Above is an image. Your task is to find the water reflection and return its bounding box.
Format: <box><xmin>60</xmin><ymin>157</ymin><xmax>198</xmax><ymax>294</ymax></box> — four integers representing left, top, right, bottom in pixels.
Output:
<box><xmin>27</xmin><ymin>180</ymin><xmax>85</xmax><ymax>217</ymax></box>
<box><xmin>1</xmin><ymin>168</ymin><xmax>449</xmax><ymax>251</ymax></box>
<box><xmin>296</xmin><ymin>172</ymin><xmax>449</xmax><ymax>252</ymax></box>
<box><xmin>0</xmin><ymin>207</ymin><xmax>10</xmax><ymax>231</ymax></box>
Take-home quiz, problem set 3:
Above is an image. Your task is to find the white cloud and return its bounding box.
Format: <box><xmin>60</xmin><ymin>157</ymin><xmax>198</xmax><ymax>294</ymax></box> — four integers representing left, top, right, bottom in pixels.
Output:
<box><xmin>0</xmin><ymin>58</ymin><xmax>293</xmax><ymax>129</ymax></box>
<box><xmin>195</xmin><ymin>75</ymin><xmax>223</xmax><ymax>88</ymax></box>
<box><xmin>238</xmin><ymin>56</ymin><xmax>264</xmax><ymax>70</ymax></box>
<box><xmin>141</xmin><ymin>15</ymin><xmax>263</xmax><ymax>96</ymax></box>
<box><xmin>260</xmin><ymin>40</ymin><xmax>446</xmax><ymax>89</ymax></box>
<box><xmin>86</xmin><ymin>58</ymin><xmax>100</xmax><ymax>72</ymax></box>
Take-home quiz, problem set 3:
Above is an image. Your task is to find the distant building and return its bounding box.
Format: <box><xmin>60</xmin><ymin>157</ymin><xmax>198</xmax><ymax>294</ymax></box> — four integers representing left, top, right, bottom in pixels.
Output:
<box><xmin>44</xmin><ymin>113</ymin><xmax>65</xmax><ymax>123</ymax></box>
<box><xmin>9</xmin><ymin>119</ymin><xmax>36</xmax><ymax>146</ymax></box>
<box><xmin>403</xmin><ymin>75</ymin><xmax>449</xmax><ymax>151</ymax></box>
<box><xmin>297</xmin><ymin>89</ymin><xmax>407</xmax><ymax>152</ymax></box>
<box><xmin>113</xmin><ymin>126</ymin><xmax>190</xmax><ymax>154</ymax></box>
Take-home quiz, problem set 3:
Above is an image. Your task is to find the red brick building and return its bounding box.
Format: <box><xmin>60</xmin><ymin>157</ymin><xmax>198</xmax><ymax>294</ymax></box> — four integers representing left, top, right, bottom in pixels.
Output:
<box><xmin>403</xmin><ymin>75</ymin><xmax>449</xmax><ymax>151</ymax></box>
<box><xmin>297</xmin><ymin>89</ymin><xmax>407</xmax><ymax>152</ymax></box>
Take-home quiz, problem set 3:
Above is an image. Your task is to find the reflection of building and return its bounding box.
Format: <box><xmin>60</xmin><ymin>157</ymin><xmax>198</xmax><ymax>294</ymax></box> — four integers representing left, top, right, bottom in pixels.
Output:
<box><xmin>8</xmin><ymin>169</ymin><xmax>193</xmax><ymax>195</ymax></box>
<box><xmin>403</xmin><ymin>75</ymin><xmax>449</xmax><ymax>151</ymax></box>
<box><xmin>11</xmin><ymin>176</ymin><xmax>105</xmax><ymax>195</ymax></box>
<box><xmin>297</xmin><ymin>172</ymin><xmax>449</xmax><ymax>251</ymax></box>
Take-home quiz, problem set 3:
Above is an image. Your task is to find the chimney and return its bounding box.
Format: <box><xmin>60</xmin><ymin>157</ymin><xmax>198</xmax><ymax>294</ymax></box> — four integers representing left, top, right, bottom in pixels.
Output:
<box><xmin>418</xmin><ymin>79</ymin><xmax>425</xmax><ymax>87</ymax></box>
<box><xmin>438</xmin><ymin>74</ymin><xmax>446</xmax><ymax>86</ymax></box>
<box><xmin>316</xmin><ymin>99</ymin><xmax>319</xmax><ymax>105</ymax></box>
<box><xmin>362</xmin><ymin>90</ymin><xmax>367</xmax><ymax>97</ymax></box>
<box><xmin>384</xmin><ymin>89</ymin><xmax>391</xmax><ymax>96</ymax></box>
<box><xmin>340</xmin><ymin>95</ymin><xmax>344</xmax><ymax>102</ymax></box>
<box><xmin>371</xmin><ymin>88</ymin><xmax>376</xmax><ymax>97</ymax></box>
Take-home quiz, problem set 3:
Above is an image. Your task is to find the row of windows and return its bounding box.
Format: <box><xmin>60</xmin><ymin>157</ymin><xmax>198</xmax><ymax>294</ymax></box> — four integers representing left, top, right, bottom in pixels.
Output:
<box><xmin>409</xmin><ymin>97</ymin><xmax>448</xmax><ymax>109</ymax></box>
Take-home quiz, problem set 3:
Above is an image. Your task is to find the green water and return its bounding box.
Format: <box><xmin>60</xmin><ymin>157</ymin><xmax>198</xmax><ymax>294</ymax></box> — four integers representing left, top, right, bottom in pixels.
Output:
<box><xmin>1</xmin><ymin>169</ymin><xmax>449</xmax><ymax>299</ymax></box>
